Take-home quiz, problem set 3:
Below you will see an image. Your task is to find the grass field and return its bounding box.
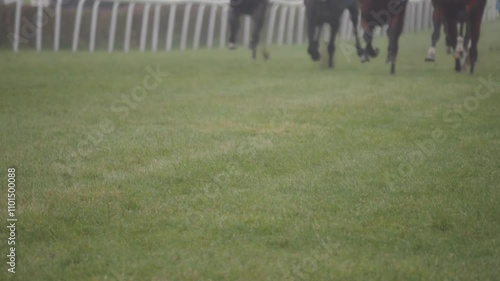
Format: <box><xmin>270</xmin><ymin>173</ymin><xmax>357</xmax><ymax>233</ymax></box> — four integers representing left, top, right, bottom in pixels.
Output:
<box><xmin>1</xmin><ymin>21</ymin><xmax>500</xmax><ymax>281</ymax></box>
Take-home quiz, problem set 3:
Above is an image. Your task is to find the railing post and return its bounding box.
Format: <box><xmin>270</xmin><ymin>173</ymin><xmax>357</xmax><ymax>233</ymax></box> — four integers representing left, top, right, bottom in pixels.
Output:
<box><xmin>166</xmin><ymin>4</ymin><xmax>177</xmax><ymax>51</ymax></box>
<box><xmin>124</xmin><ymin>3</ymin><xmax>135</xmax><ymax>52</ymax></box>
<box><xmin>152</xmin><ymin>4</ymin><xmax>162</xmax><ymax>52</ymax></box>
<box><xmin>193</xmin><ymin>4</ymin><xmax>207</xmax><ymax>49</ymax></box>
<box><xmin>243</xmin><ymin>16</ymin><xmax>251</xmax><ymax>47</ymax></box>
<box><xmin>90</xmin><ymin>0</ymin><xmax>101</xmax><ymax>52</ymax></box>
<box><xmin>266</xmin><ymin>4</ymin><xmax>279</xmax><ymax>45</ymax></box>
<box><xmin>140</xmin><ymin>3</ymin><xmax>152</xmax><ymax>52</ymax></box>
<box><xmin>297</xmin><ymin>6</ymin><xmax>305</xmax><ymax>45</ymax></box>
<box><xmin>344</xmin><ymin>10</ymin><xmax>352</xmax><ymax>40</ymax></box>
<box><xmin>277</xmin><ymin>5</ymin><xmax>288</xmax><ymax>46</ymax></box>
<box><xmin>108</xmin><ymin>1</ymin><xmax>120</xmax><ymax>53</ymax></box>
<box><xmin>12</xmin><ymin>0</ymin><xmax>22</xmax><ymax>52</ymax></box>
<box><xmin>72</xmin><ymin>0</ymin><xmax>87</xmax><ymax>52</ymax></box>
<box><xmin>207</xmin><ymin>5</ymin><xmax>217</xmax><ymax>48</ymax></box>
<box><xmin>219</xmin><ymin>5</ymin><xmax>228</xmax><ymax>48</ymax></box>
<box><xmin>180</xmin><ymin>3</ymin><xmax>193</xmax><ymax>50</ymax></box>
<box><xmin>422</xmin><ymin>0</ymin><xmax>431</xmax><ymax>30</ymax></box>
<box><xmin>36</xmin><ymin>0</ymin><xmax>43</xmax><ymax>51</ymax></box>
<box><xmin>287</xmin><ymin>6</ymin><xmax>296</xmax><ymax>45</ymax></box>
<box><xmin>54</xmin><ymin>0</ymin><xmax>62</xmax><ymax>52</ymax></box>
<box><xmin>416</xmin><ymin>1</ymin><xmax>423</xmax><ymax>32</ymax></box>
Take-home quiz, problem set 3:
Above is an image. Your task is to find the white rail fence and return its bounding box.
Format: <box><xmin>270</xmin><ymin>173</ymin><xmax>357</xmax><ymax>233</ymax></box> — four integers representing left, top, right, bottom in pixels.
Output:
<box><xmin>5</xmin><ymin>0</ymin><xmax>499</xmax><ymax>52</ymax></box>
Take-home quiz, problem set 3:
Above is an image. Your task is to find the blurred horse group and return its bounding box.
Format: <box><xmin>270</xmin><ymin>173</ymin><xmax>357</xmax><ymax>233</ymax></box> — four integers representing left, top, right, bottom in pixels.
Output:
<box><xmin>228</xmin><ymin>0</ymin><xmax>488</xmax><ymax>74</ymax></box>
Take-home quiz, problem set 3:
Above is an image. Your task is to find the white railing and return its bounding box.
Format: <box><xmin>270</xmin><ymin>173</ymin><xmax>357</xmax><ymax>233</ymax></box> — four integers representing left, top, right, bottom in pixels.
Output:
<box><xmin>6</xmin><ymin>0</ymin><xmax>499</xmax><ymax>52</ymax></box>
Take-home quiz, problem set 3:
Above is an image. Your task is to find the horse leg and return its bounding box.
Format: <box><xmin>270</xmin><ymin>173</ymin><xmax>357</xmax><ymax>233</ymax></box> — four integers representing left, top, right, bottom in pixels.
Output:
<box><xmin>304</xmin><ymin>0</ymin><xmax>321</xmax><ymax>61</ymax></box>
<box><xmin>462</xmin><ymin>21</ymin><xmax>471</xmax><ymax>71</ymax></box>
<box><xmin>386</xmin><ymin>16</ymin><xmax>404</xmax><ymax>75</ymax></box>
<box><xmin>327</xmin><ymin>20</ymin><xmax>340</xmax><ymax>68</ymax></box>
<box><xmin>360</xmin><ymin>23</ymin><xmax>378</xmax><ymax>63</ymax></box>
<box><xmin>442</xmin><ymin>14</ymin><xmax>453</xmax><ymax>54</ymax></box>
<box><xmin>307</xmin><ymin>21</ymin><xmax>321</xmax><ymax>61</ymax></box>
<box><xmin>228</xmin><ymin>8</ymin><xmax>240</xmax><ymax>49</ymax></box>
<box><xmin>347</xmin><ymin>2</ymin><xmax>363</xmax><ymax>57</ymax></box>
<box><xmin>250</xmin><ymin>1</ymin><xmax>267</xmax><ymax>60</ymax></box>
<box><xmin>444</xmin><ymin>15</ymin><xmax>460</xmax><ymax>72</ymax></box>
<box><xmin>468</xmin><ymin>2</ymin><xmax>486</xmax><ymax>74</ymax></box>
<box><xmin>455</xmin><ymin>20</ymin><xmax>465</xmax><ymax>60</ymax></box>
<box><xmin>426</xmin><ymin>8</ymin><xmax>441</xmax><ymax>61</ymax></box>
<box><xmin>454</xmin><ymin>8</ymin><xmax>468</xmax><ymax>60</ymax></box>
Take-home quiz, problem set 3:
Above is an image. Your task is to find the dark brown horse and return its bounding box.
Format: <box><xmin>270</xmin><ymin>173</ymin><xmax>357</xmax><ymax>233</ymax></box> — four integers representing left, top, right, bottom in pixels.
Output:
<box><xmin>305</xmin><ymin>0</ymin><xmax>363</xmax><ymax>68</ymax></box>
<box><xmin>228</xmin><ymin>0</ymin><xmax>269</xmax><ymax>60</ymax></box>
<box><xmin>357</xmin><ymin>0</ymin><xmax>409</xmax><ymax>74</ymax></box>
<box><xmin>424</xmin><ymin>5</ymin><xmax>467</xmax><ymax>62</ymax></box>
<box><xmin>431</xmin><ymin>0</ymin><xmax>487</xmax><ymax>73</ymax></box>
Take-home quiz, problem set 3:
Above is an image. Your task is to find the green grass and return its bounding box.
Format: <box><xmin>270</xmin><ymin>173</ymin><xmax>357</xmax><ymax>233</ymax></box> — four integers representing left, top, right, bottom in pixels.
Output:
<box><xmin>1</xmin><ymin>21</ymin><xmax>500</xmax><ymax>281</ymax></box>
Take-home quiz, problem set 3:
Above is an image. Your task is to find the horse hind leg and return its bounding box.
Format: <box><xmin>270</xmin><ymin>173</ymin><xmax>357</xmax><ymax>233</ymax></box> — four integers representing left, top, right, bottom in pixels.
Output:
<box><xmin>353</xmin><ymin>29</ymin><xmax>364</xmax><ymax>58</ymax></box>
<box><xmin>250</xmin><ymin>1</ymin><xmax>267</xmax><ymax>60</ymax></box>
<box><xmin>385</xmin><ymin>37</ymin><xmax>396</xmax><ymax>74</ymax></box>
<box><xmin>347</xmin><ymin>2</ymin><xmax>363</xmax><ymax>58</ymax></box>
<box><xmin>452</xmin><ymin>41</ymin><xmax>463</xmax><ymax>72</ymax></box>
<box><xmin>228</xmin><ymin>9</ymin><xmax>240</xmax><ymax>50</ymax></box>
<box><xmin>425</xmin><ymin>47</ymin><xmax>437</xmax><ymax>62</ymax></box>
<box><xmin>307</xmin><ymin>24</ymin><xmax>321</xmax><ymax>61</ymax></box>
<box><xmin>426</xmin><ymin>8</ymin><xmax>442</xmax><ymax>62</ymax></box>
<box><xmin>454</xmin><ymin>32</ymin><xmax>465</xmax><ymax>73</ymax></box>
<box><xmin>386</xmin><ymin>19</ymin><xmax>403</xmax><ymax>75</ymax></box>
<box><xmin>327</xmin><ymin>21</ymin><xmax>340</xmax><ymax>68</ymax></box>
<box><xmin>468</xmin><ymin>3</ymin><xmax>486</xmax><ymax>74</ymax></box>
<box><xmin>361</xmin><ymin>28</ymin><xmax>379</xmax><ymax>63</ymax></box>
<box><xmin>445</xmin><ymin>17</ymin><xmax>461</xmax><ymax>72</ymax></box>
<box><xmin>461</xmin><ymin>21</ymin><xmax>472</xmax><ymax>72</ymax></box>
<box><xmin>454</xmin><ymin>35</ymin><xmax>465</xmax><ymax>61</ymax></box>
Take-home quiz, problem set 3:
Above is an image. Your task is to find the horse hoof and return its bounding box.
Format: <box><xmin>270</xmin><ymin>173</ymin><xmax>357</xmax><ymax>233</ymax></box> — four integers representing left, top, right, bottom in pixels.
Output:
<box><xmin>310</xmin><ymin>54</ymin><xmax>321</xmax><ymax>61</ymax></box>
<box><xmin>424</xmin><ymin>57</ymin><xmax>435</xmax><ymax>62</ymax></box>
<box><xmin>360</xmin><ymin>53</ymin><xmax>370</xmax><ymax>63</ymax></box>
<box><xmin>308</xmin><ymin>48</ymin><xmax>321</xmax><ymax>61</ymax></box>
<box><xmin>386</xmin><ymin>56</ymin><xmax>395</xmax><ymax>65</ymax></box>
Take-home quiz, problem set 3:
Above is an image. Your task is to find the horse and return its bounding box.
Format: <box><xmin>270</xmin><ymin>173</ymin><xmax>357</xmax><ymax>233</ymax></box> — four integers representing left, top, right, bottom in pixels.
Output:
<box><xmin>304</xmin><ymin>0</ymin><xmax>363</xmax><ymax>68</ymax></box>
<box><xmin>431</xmin><ymin>0</ymin><xmax>487</xmax><ymax>73</ymax></box>
<box><xmin>425</xmin><ymin>5</ymin><xmax>467</xmax><ymax>62</ymax></box>
<box><xmin>357</xmin><ymin>0</ymin><xmax>409</xmax><ymax>74</ymax></box>
<box><xmin>228</xmin><ymin>0</ymin><xmax>269</xmax><ymax>60</ymax></box>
